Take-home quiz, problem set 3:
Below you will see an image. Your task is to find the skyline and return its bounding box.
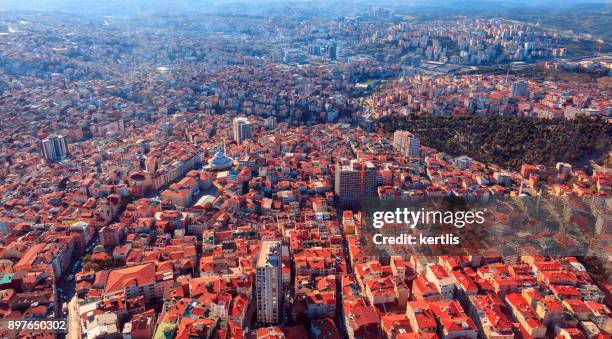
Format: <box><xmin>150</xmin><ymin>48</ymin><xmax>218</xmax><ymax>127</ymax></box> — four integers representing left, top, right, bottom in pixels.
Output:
<box><xmin>1</xmin><ymin>0</ymin><xmax>610</xmax><ymax>14</ymax></box>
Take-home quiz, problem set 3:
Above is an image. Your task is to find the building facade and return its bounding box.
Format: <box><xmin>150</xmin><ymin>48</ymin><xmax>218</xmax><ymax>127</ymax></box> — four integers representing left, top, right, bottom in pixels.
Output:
<box><xmin>39</xmin><ymin>135</ymin><xmax>69</xmax><ymax>161</ymax></box>
<box><xmin>256</xmin><ymin>240</ymin><xmax>283</xmax><ymax>324</ymax></box>
<box><xmin>510</xmin><ymin>80</ymin><xmax>529</xmax><ymax>97</ymax></box>
<box><xmin>334</xmin><ymin>158</ymin><xmax>376</xmax><ymax>209</ymax></box>
<box><xmin>233</xmin><ymin>117</ymin><xmax>253</xmax><ymax>144</ymax></box>
<box><xmin>393</xmin><ymin>130</ymin><xmax>420</xmax><ymax>158</ymax></box>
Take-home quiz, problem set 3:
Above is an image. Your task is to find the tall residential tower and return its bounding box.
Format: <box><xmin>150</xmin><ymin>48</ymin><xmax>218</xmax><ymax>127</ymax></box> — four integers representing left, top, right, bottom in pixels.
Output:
<box><xmin>39</xmin><ymin>135</ymin><xmax>69</xmax><ymax>162</ymax></box>
<box><xmin>233</xmin><ymin>117</ymin><xmax>253</xmax><ymax>144</ymax></box>
<box><xmin>393</xmin><ymin>130</ymin><xmax>420</xmax><ymax>158</ymax></box>
<box><xmin>256</xmin><ymin>240</ymin><xmax>283</xmax><ymax>324</ymax></box>
<box><xmin>335</xmin><ymin>158</ymin><xmax>377</xmax><ymax>209</ymax></box>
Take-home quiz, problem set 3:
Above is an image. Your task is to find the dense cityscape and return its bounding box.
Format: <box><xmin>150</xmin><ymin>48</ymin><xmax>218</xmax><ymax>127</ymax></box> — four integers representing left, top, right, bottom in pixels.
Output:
<box><xmin>0</xmin><ymin>1</ymin><xmax>611</xmax><ymax>339</ymax></box>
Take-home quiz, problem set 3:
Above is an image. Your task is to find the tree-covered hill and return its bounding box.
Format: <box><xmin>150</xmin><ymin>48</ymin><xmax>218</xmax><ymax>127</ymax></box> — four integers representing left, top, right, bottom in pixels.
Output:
<box><xmin>376</xmin><ymin>115</ymin><xmax>612</xmax><ymax>169</ymax></box>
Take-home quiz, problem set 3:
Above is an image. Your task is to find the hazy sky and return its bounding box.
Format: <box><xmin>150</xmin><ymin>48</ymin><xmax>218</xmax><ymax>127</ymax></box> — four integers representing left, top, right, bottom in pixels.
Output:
<box><xmin>0</xmin><ymin>0</ymin><xmax>609</xmax><ymax>16</ymax></box>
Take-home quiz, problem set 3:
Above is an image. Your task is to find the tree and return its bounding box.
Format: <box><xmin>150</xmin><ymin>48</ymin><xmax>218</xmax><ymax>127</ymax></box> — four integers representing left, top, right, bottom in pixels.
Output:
<box><xmin>83</xmin><ymin>262</ymin><xmax>100</xmax><ymax>272</ymax></box>
<box><xmin>376</xmin><ymin>115</ymin><xmax>611</xmax><ymax>170</ymax></box>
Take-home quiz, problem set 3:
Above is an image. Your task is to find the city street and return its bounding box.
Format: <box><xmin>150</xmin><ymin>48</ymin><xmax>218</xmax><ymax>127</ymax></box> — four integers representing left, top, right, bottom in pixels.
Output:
<box><xmin>67</xmin><ymin>295</ymin><xmax>81</xmax><ymax>339</ymax></box>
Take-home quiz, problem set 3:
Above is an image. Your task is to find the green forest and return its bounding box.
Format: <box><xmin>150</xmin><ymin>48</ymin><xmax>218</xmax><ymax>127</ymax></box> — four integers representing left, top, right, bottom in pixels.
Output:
<box><xmin>376</xmin><ymin>115</ymin><xmax>612</xmax><ymax>169</ymax></box>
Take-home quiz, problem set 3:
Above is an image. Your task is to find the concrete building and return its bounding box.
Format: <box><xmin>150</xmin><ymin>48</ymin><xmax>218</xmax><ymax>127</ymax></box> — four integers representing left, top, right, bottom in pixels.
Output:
<box><xmin>328</xmin><ymin>44</ymin><xmax>338</xmax><ymax>60</ymax></box>
<box><xmin>84</xmin><ymin>313</ymin><xmax>119</xmax><ymax>339</ymax></box>
<box><xmin>510</xmin><ymin>80</ymin><xmax>529</xmax><ymax>97</ymax></box>
<box><xmin>39</xmin><ymin>135</ymin><xmax>69</xmax><ymax>161</ymax></box>
<box><xmin>266</xmin><ymin>116</ymin><xmax>277</xmax><ymax>130</ymax></box>
<box><xmin>233</xmin><ymin>117</ymin><xmax>252</xmax><ymax>144</ymax></box>
<box><xmin>425</xmin><ymin>264</ymin><xmax>455</xmax><ymax>300</ymax></box>
<box><xmin>392</xmin><ymin>130</ymin><xmax>420</xmax><ymax>158</ymax></box>
<box><xmin>455</xmin><ymin>156</ymin><xmax>473</xmax><ymax>169</ymax></box>
<box><xmin>103</xmin><ymin>263</ymin><xmax>171</xmax><ymax>302</ymax></box>
<box><xmin>256</xmin><ymin>240</ymin><xmax>282</xmax><ymax>324</ymax></box>
<box><xmin>334</xmin><ymin>158</ymin><xmax>376</xmax><ymax>209</ymax></box>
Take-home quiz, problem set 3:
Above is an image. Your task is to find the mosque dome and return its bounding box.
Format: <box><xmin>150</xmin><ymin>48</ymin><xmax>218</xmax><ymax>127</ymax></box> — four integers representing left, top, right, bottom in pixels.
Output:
<box><xmin>209</xmin><ymin>151</ymin><xmax>233</xmax><ymax>170</ymax></box>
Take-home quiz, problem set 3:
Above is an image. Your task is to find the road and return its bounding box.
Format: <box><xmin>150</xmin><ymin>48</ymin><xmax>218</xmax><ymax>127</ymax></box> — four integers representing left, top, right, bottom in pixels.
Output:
<box><xmin>56</xmin><ymin>242</ymin><xmax>88</xmax><ymax>339</ymax></box>
<box><xmin>67</xmin><ymin>295</ymin><xmax>81</xmax><ymax>339</ymax></box>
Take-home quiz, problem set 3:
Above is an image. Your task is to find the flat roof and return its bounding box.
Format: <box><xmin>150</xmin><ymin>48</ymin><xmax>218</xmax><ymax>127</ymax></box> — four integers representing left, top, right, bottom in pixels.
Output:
<box><xmin>257</xmin><ymin>240</ymin><xmax>281</xmax><ymax>268</ymax></box>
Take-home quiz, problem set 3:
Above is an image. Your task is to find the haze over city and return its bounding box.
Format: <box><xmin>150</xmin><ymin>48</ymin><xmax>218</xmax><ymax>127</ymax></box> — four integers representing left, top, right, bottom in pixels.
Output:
<box><xmin>0</xmin><ymin>0</ymin><xmax>610</xmax><ymax>339</ymax></box>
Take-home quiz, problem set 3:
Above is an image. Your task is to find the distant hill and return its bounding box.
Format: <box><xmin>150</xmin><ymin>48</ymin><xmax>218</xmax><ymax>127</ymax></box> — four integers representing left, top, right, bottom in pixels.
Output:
<box><xmin>404</xmin><ymin>1</ymin><xmax>612</xmax><ymax>43</ymax></box>
<box><xmin>0</xmin><ymin>0</ymin><xmax>372</xmax><ymax>17</ymax></box>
